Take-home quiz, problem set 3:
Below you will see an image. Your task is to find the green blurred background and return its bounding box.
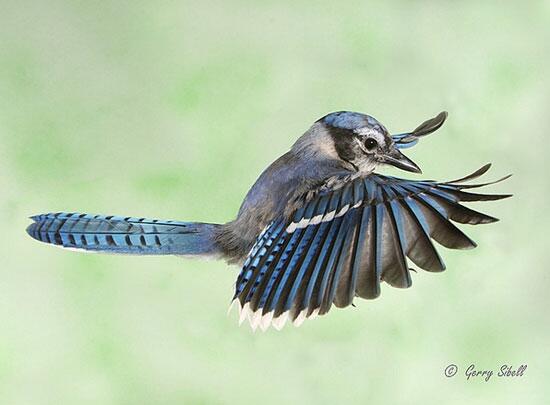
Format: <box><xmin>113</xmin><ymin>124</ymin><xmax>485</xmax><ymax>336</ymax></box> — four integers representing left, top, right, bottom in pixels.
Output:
<box><xmin>0</xmin><ymin>1</ymin><xmax>548</xmax><ymax>404</ymax></box>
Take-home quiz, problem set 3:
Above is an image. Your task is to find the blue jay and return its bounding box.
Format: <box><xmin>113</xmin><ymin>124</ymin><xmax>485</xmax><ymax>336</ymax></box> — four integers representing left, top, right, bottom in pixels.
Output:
<box><xmin>27</xmin><ymin>111</ymin><xmax>511</xmax><ymax>330</ymax></box>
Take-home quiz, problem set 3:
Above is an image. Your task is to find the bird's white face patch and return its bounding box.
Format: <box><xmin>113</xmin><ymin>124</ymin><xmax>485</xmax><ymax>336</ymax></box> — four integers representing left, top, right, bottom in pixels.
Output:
<box><xmin>354</xmin><ymin>127</ymin><xmax>387</xmax><ymax>148</ymax></box>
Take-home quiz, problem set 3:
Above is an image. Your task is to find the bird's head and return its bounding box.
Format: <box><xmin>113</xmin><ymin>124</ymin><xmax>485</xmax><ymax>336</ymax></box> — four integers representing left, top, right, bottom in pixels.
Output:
<box><xmin>294</xmin><ymin>110</ymin><xmax>447</xmax><ymax>175</ymax></box>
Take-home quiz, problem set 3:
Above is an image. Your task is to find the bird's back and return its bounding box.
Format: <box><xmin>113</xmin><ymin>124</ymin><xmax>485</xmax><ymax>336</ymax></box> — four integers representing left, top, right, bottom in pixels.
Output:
<box><xmin>214</xmin><ymin>150</ymin><xmax>350</xmax><ymax>264</ymax></box>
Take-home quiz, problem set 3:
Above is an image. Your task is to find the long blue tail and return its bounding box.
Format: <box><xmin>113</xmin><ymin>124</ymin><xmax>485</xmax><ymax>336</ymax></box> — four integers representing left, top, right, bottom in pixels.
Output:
<box><xmin>26</xmin><ymin>212</ymin><xmax>221</xmax><ymax>256</ymax></box>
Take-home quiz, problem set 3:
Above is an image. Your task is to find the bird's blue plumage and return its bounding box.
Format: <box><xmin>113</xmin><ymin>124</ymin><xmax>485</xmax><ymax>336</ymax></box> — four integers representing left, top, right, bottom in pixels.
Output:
<box><xmin>322</xmin><ymin>111</ymin><xmax>380</xmax><ymax>130</ymax></box>
<box><xmin>233</xmin><ymin>167</ymin><xmax>510</xmax><ymax>324</ymax></box>
<box><xmin>26</xmin><ymin>110</ymin><xmax>510</xmax><ymax>331</ymax></box>
<box><xmin>26</xmin><ymin>212</ymin><xmax>219</xmax><ymax>256</ymax></box>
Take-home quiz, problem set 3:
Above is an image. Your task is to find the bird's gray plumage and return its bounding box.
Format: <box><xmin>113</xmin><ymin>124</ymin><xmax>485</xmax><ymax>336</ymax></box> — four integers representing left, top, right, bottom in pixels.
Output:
<box><xmin>26</xmin><ymin>110</ymin><xmax>510</xmax><ymax>331</ymax></box>
<box><xmin>215</xmin><ymin>111</ymin><xmax>424</xmax><ymax>264</ymax></box>
<box><xmin>215</xmin><ymin>121</ymin><xmax>354</xmax><ymax>264</ymax></box>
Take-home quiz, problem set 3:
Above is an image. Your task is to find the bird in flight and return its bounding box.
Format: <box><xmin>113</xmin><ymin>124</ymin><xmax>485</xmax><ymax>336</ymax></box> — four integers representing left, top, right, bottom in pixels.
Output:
<box><xmin>27</xmin><ymin>111</ymin><xmax>511</xmax><ymax>331</ymax></box>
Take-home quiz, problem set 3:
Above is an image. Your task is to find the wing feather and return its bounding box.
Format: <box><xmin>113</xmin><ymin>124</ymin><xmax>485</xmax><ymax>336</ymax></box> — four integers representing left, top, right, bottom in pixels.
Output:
<box><xmin>355</xmin><ymin>205</ymin><xmax>380</xmax><ymax>299</ymax></box>
<box><xmin>384</xmin><ymin>198</ymin><xmax>413</xmax><ymax>287</ymax></box>
<box><xmin>395</xmin><ymin>196</ymin><xmax>446</xmax><ymax>272</ymax></box>
<box><xmin>318</xmin><ymin>215</ymin><xmax>353</xmax><ymax>314</ymax></box>
<box><xmin>334</xmin><ymin>208</ymin><xmax>362</xmax><ymax>307</ymax></box>
<box><xmin>232</xmin><ymin>165</ymin><xmax>510</xmax><ymax>330</ymax></box>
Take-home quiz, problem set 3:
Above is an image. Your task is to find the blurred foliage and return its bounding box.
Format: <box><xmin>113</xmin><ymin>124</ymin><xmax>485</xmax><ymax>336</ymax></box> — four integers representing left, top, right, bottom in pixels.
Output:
<box><xmin>0</xmin><ymin>1</ymin><xmax>548</xmax><ymax>404</ymax></box>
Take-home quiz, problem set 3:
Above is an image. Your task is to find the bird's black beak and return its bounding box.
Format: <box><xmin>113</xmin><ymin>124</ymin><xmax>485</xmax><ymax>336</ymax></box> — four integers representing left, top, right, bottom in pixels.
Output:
<box><xmin>383</xmin><ymin>149</ymin><xmax>422</xmax><ymax>173</ymax></box>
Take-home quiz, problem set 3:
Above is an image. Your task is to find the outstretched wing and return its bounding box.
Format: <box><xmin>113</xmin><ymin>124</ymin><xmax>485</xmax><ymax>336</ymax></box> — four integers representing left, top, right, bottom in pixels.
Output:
<box><xmin>232</xmin><ymin>164</ymin><xmax>511</xmax><ymax>331</ymax></box>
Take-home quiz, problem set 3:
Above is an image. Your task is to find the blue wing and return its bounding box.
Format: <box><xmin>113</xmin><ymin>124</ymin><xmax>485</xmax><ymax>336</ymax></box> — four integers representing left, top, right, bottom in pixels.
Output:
<box><xmin>233</xmin><ymin>164</ymin><xmax>511</xmax><ymax>330</ymax></box>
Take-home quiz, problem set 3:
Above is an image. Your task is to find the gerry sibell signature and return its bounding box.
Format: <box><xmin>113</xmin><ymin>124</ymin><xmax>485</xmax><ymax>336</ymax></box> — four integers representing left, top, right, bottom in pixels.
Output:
<box><xmin>444</xmin><ymin>364</ymin><xmax>527</xmax><ymax>382</ymax></box>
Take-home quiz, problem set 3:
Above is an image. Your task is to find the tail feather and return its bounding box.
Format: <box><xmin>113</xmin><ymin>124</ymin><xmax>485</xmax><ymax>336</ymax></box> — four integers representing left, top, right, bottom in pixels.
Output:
<box><xmin>26</xmin><ymin>212</ymin><xmax>220</xmax><ymax>256</ymax></box>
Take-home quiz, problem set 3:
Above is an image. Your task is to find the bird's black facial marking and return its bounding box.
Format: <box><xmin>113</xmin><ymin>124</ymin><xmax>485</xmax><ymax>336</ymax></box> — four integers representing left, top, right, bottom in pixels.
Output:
<box><xmin>326</xmin><ymin>126</ymin><xmax>361</xmax><ymax>168</ymax></box>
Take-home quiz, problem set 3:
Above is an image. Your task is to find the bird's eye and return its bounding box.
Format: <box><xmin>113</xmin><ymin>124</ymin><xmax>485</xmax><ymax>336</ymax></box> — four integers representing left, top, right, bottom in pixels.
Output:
<box><xmin>364</xmin><ymin>138</ymin><xmax>378</xmax><ymax>151</ymax></box>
